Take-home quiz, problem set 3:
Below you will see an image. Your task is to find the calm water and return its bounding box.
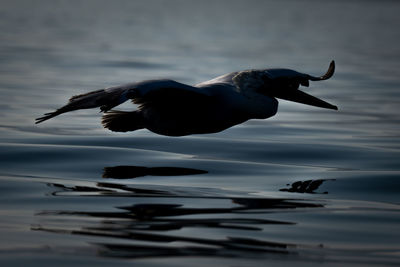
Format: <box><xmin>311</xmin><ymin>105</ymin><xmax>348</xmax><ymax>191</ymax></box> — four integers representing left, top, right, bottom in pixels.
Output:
<box><xmin>1</xmin><ymin>0</ymin><xmax>400</xmax><ymax>266</ymax></box>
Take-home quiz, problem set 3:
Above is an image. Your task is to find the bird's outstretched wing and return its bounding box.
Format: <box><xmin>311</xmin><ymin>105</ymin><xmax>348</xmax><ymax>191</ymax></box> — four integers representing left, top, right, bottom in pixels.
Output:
<box><xmin>35</xmin><ymin>84</ymin><xmax>135</xmax><ymax>124</ymax></box>
<box><xmin>35</xmin><ymin>79</ymin><xmax>211</xmax><ymax>124</ymax></box>
<box><xmin>131</xmin><ymin>80</ymin><xmax>212</xmax><ymax>111</ymax></box>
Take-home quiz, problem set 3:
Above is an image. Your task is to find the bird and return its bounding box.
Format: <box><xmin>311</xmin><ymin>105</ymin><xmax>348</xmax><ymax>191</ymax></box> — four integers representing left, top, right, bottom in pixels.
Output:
<box><xmin>35</xmin><ymin>61</ymin><xmax>337</xmax><ymax>136</ymax></box>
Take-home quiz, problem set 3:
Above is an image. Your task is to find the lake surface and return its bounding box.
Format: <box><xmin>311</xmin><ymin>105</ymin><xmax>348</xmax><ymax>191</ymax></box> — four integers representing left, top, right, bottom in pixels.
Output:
<box><xmin>1</xmin><ymin>0</ymin><xmax>400</xmax><ymax>266</ymax></box>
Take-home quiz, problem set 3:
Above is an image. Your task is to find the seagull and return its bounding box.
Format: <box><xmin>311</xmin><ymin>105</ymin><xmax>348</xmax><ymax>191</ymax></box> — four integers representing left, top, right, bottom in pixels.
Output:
<box><xmin>36</xmin><ymin>61</ymin><xmax>337</xmax><ymax>136</ymax></box>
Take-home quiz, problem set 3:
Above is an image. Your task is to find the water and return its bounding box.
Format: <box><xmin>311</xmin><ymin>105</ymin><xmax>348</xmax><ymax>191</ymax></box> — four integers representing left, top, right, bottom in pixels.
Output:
<box><xmin>1</xmin><ymin>0</ymin><xmax>400</xmax><ymax>266</ymax></box>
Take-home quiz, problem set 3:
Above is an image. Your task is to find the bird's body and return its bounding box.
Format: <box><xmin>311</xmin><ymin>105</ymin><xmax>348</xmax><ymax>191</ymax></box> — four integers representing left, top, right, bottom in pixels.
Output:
<box><xmin>36</xmin><ymin>61</ymin><xmax>337</xmax><ymax>136</ymax></box>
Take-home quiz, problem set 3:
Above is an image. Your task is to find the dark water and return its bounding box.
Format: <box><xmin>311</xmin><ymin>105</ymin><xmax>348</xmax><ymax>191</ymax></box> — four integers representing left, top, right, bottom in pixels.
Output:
<box><xmin>1</xmin><ymin>0</ymin><xmax>400</xmax><ymax>266</ymax></box>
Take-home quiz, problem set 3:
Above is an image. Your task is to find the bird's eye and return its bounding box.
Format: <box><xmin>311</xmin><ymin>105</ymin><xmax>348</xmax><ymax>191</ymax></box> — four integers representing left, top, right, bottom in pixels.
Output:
<box><xmin>288</xmin><ymin>82</ymin><xmax>299</xmax><ymax>90</ymax></box>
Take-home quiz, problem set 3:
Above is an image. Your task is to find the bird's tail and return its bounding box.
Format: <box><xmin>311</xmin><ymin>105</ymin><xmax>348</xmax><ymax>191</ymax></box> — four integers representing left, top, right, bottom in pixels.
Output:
<box><xmin>101</xmin><ymin>110</ymin><xmax>145</xmax><ymax>132</ymax></box>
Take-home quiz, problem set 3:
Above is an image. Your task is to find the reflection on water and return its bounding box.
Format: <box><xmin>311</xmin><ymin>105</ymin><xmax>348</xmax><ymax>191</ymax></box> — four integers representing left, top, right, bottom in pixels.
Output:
<box><xmin>28</xmin><ymin>175</ymin><xmax>400</xmax><ymax>265</ymax></box>
<box><xmin>0</xmin><ymin>161</ymin><xmax>399</xmax><ymax>265</ymax></box>
<box><xmin>280</xmin><ymin>179</ymin><xmax>336</xmax><ymax>194</ymax></box>
<box><xmin>103</xmin><ymin>165</ymin><xmax>207</xmax><ymax>179</ymax></box>
<box><xmin>34</xmin><ymin>178</ymin><xmax>323</xmax><ymax>259</ymax></box>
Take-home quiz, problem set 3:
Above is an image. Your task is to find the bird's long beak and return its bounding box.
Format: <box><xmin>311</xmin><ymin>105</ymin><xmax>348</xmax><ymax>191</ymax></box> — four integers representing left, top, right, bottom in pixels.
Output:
<box><xmin>275</xmin><ymin>61</ymin><xmax>338</xmax><ymax>110</ymax></box>
<box><xmin>275</xmin><ymin>89</ymin><xmax>338</xmax><ymax>110</ymax></box>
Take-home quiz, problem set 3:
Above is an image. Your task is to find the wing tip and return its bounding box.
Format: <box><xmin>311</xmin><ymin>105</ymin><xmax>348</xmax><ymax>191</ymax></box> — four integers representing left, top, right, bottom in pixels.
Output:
<box><xmin>35</xmin><ymin>111</ymin><xmax>60</xmax><ymax>124</ymax></box>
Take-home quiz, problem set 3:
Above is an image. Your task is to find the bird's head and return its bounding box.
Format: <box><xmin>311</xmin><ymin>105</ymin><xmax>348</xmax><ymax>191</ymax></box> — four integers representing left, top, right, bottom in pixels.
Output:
<box><xmin>261</xmin><ymin>60</ymin><xmax>337</xmax><ymax>110</ymax></box>
<box><xmin>234</xmin><ymin>61</ymin><xmax>337</xmax><ymax>110</ymax></box>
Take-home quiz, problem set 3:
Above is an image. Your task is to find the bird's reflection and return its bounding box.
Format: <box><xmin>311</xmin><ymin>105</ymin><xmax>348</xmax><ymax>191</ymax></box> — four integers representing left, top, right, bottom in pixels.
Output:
<box><xmin>33</xmin><ymin>165</ymin><xmax>326</xmax><ymax>259</ymax></box>
<box><xmin>280</xmin><ymin>179</ymin><xmax>335</xmax><ymax>194</ymax></box>
<box><xmin>103</xmin><ymin>165</ymin><xmax>207</xmax><ymax>179</ymax></box>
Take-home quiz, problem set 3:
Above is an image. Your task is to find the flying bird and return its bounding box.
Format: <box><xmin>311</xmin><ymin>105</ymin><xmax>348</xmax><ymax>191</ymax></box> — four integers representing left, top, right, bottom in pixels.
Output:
<box><xmin>36</xmin><ymin>61</ymin><xmax>337</xmax><ymax>136</ymax></box>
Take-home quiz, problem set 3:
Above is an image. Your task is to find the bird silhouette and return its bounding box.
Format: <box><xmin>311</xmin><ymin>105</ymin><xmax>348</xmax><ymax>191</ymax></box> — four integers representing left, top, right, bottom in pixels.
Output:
<box><xmin>36</xmin><ymin>61</ymin><xmax>337</xmax><ymax>136</ymax></box>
